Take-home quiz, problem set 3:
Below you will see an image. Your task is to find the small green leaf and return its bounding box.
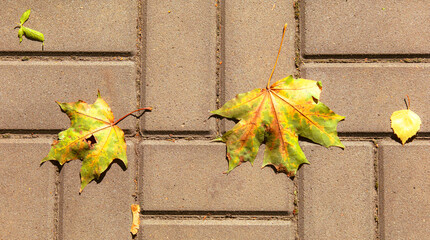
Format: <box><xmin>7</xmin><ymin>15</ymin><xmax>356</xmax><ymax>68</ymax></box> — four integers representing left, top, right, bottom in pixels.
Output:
<box><xmin>22</xmin><ymin>26</ymin><xmax>44</xmax><ymax>42</ymax></box>
<box><xmin>18</xmin><ymin>27</ymin><xmax>24</xmax><ymax>43</ymax></box>
<box><xmin>20</xmin><ymin>9</ymin><xmax>31</xmax><ymax>25</ymax></box>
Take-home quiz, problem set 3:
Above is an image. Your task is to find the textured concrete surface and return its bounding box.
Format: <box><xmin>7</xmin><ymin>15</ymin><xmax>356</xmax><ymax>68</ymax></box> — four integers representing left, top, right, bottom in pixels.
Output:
<box><xmin>1</xmin><ymin>1</ymin><xmax>428</xmax><ymax>239</ymax></box>
<box><xmin>302</xmin><ymin>63</ymin><xmax>430</xmax><ymax>133</ymax></box>
<box><xmin>301</xmin><ymin>0</ymin><xmax>430</xmax><ymax>56</ymax></box>
<box><xmin>299</xmin><ymin>141</ymin><xmax>376</xmax><ymax>240</ymax></box>
<box><xmin>223</xmin><ymin>1</ymin><xmax>295</xmax><ymax>98</ymax></box>
<box><xmin>0</xmin><ymin>139</ymin><xmax>56</xmax><ymax>240</ymax></box>
<box><xmin>0</xmin><ymin>1</ymin><xmax>137</xmax><ymax>53</ymax></box>
<box><xmin>143</xmin><ymin>0</ymin><xmax>217</xmax><ymax>133</ymax></box>
<box><xmin>0</xmin><ymin>61</ymin><xmax>137</xmax><ymax>131</ymax></box>
<box><xmin>379</xmin><ymin>140</ymin><xmax>430</xmax><ymax>240</ymax></box>
<box><xmin>60</xmin><ymin>142</ymin><xmax>136</xmax><ymax>240</ymax></box>
<box><xmin>140</xmin><ymin>140</ymin><xmax>294</xmax><ymax>212</ymax></box>
<box><xmin>140</xmin><ymin>219</ymin><xmax>296</xmax><ymax>240</ymax></box>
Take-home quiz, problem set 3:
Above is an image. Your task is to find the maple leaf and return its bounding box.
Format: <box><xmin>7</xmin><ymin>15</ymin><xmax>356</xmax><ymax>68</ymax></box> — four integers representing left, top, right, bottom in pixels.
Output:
<box><xmin>41</xmin><ymin>91</ymin><xmax>151</xmax><ymax>192</ymax></box>
<box><xmin>211</xmin><ymin>24</ymin><xmax>344</xmax><ymax>176</ymax></box>
<box><xmin>391</xmin><ymin>96</ymin><xmax>421</xmax><ymax>145</ymax></box>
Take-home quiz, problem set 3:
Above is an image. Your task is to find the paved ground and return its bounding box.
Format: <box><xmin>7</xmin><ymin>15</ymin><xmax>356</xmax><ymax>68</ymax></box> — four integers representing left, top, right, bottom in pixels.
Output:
<box><xmin>0</xmin><ymin>1</ymin><xmax>429</xmax><ymax>239</ymax></box>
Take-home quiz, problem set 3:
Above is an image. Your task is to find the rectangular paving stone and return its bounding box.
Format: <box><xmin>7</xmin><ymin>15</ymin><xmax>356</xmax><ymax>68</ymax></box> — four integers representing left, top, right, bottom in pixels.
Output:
<box><xmin>223</xmin><ymin>1</ymin><xmax>296</xmax><ymax>132</ymax></box>
<box><xmin>140</xmin><ymin>219</ymin><xmax>295</xmax><ymax>240</ymax></box>
<box><xmin>224</xmin><ymin>0</ymin><xmax>296</xmax><ymax>102</ymax></box>
<box><xmin>143</xmin><ymin>1</ymin><xmax>217</xmax><ymax>133</ymax></box>
<box><xmin>302</xmin><ymin>63</ymin><xmax>430</xmax><ymax>133</ymax></box>
<box><xmin>0</xmin><ymin>139</ymin><xmax>56</xmax><ymax>239</ymax></box>
<box><xmin>301</xmin><ymin>0</ymin><xmax>430</xmax><ymax>56</ymax></box>
<box><xmin>60</xmin><ymin>142</ymin><xmax>136</xmax><ymax>240</ymax></box>
<box><xmin>298</xmin><ymin>141</ymin><xmax>376</xmax><ymax>240</ymax></box>
<box><xmin>0</xmin><ymin>1</ymin><xmax>136</xmax><ymax>53</ymax></box>
<box><xmin>139</xmin><ymin>140</ymin><xmax>293</xmax><ymax>212</ymax></box>
<box><xmin>379</xmin><ymin>140</ymin><xmax>430</xmax><ymax>239</ymax></box>
<box><xmin>0</xmin><ymin>61</ymin><xmax>137</xmax><ymax>132</ymax></box>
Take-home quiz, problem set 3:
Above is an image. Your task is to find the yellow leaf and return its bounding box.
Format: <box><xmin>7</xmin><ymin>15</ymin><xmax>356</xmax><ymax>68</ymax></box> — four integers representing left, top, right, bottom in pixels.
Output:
<box><xmin>390</xmin><ymin>109</ymin><xmax>421</xmax><ymax>145</ymax></box>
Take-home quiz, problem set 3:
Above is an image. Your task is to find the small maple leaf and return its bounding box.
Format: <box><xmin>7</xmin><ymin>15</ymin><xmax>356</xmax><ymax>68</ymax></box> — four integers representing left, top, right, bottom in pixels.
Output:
<box><xmin>211</xmin><ymin>24</ymin><xmax>344</xmax><ymax>176</ymax></box>
<box><xmin>391</xmin><ymin>96</ymin><xmax>421</xmax><ymax>145</ymax></box>
<box><xmin>42</xmin><ymin>91</ymin><xmax>151</xmax><ymax>192</ymax></box>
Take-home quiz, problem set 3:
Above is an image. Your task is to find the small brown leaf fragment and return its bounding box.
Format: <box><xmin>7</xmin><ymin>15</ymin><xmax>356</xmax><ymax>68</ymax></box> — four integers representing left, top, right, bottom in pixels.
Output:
<box><xmin>130</xmin><ymin>204</ymin><xmax>140</xmax><ymax>235</ymax></box>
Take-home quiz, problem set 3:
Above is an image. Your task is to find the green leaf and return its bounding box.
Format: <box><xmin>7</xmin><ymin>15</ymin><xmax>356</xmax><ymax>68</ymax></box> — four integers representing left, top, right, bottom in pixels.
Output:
<box><xmin>212</xmin><ymin>75</ymin><xmax>344</xmax><ymax>176</ymax></box>
<box><xmin>41</xmin><ymin>92</ymin><xmax>127</xmax><ymax>192</ymax></box>
<box><xmin>22</xmin><ymin>26</ymin><xmax>44</xmax><ymax>42</ymax></box>
<box><xmin>18</xmin><ymin>27</ymin><xmax>24</xmax><ymax>43</ymax></box>
<box><xmin>20</xmin><ymin>9</ymin><xmax>31</xmax><ymax>25</ymax></box>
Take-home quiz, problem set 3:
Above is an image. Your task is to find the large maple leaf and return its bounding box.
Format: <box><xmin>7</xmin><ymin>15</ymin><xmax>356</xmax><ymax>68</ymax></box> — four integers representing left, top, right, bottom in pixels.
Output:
<box><xmin>211</xmin><ymin>24</ymin><xmax>344</xmax><ymax>176</ymax></box>
<box><xmin>41</xmin><ymin>91</ymin><xmax>149</xmax><ymax>192</ymax></box>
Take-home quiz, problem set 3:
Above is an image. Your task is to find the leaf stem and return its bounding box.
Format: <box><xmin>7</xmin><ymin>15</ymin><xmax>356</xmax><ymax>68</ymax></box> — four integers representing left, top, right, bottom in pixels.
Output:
<box><xmin>114</xmin><ymin>107</ymin><xmax>152</xmax><ymax>125</ymax></box>
<box><xmin>406</xmin><ymin>95</ymin><xmax>411</xmax><ymax>109</ymax></box>
<box><xmin>266</xmin><ymin>23</ymin><xmax>288</xmax><ymax>89</ymax></box>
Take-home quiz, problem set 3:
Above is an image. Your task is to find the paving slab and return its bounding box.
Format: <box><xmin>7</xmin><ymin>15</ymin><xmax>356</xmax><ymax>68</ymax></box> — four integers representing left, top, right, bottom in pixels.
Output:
<box><xmin>0</xmin><ymin>139</ymin><xmax>56</xmax><ymax>239</ymax></box>
<box><xmin>301</xmin><ymin>0</ymin><xmax>430</xmax><ymax>56</ymax></box>
<box><xmin>60</xmin><ymin>142</ymin><xmax>136</xmax><ymax>240</ymax></box>
<box><xmin>0</xmin><ymin>1</ymin><xmax>137</xmax><ymax>53</ymax></box>
<box><xmin>223</xmin><ymin>0</ymin><xmax>296</xmax><ymax>103</ymax></box>
<box><xmin>302</xmin><ymin>63</ymin><xmax>430</xmax><ymax>133</ymax></box>
<box><xmin>298</xmin><ymin>141</ymin><xmax>376</xmax><ymax>240</ymax></box>
<box><xmin>143</xmin><ymin>1</ymin><xmax>217</xmax><ymax>133</ymax></box>
<box><xmin>0</xmin><ymin>61</ymin><xmax>137</xmax><ymax>132</ymax></box>
<box><xmin>139</xmin><ymin>140</ymin><xmax>293</xmax><ymax>212</ymax></box>
<box><xmin>223</xmin><ymin>1</ymin><xmax>296</xmax><ymax>131</ymax></box>
<box><xmin>140</xmin><ymin>219</ymin><xmax>295</xmax><ymax>240</ymax></box>
<box><xmin>379</xmin><ymin>140</ymin><xmax>430</xmax><ymax>239</ymax></box>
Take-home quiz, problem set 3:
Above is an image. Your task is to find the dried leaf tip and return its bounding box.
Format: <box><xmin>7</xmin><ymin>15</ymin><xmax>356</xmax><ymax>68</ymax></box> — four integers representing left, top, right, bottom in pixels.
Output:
<box><xmin>130</xmin><ymin>204</ymin><xmax>140</xmax><ymax>235</ymax></box>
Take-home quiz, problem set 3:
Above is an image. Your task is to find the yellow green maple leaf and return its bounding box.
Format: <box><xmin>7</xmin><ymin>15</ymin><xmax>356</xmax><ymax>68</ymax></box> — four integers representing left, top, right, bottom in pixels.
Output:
<box><xmin>41</xmin><ymin>92</ymin><xmax>151</xmax><ymax>192</ymax></box>
<box><xmin>211</xmin><ymin>24</ymin><xmax>344</xmax><ymax>176</ymax></box>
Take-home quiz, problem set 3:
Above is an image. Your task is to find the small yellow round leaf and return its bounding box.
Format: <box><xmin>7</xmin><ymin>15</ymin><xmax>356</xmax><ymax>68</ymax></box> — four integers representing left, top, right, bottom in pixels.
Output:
<box><xmin>390</xmin><ymin>109</ymin><xmax>421</xmax><ymax>145</ymax></box>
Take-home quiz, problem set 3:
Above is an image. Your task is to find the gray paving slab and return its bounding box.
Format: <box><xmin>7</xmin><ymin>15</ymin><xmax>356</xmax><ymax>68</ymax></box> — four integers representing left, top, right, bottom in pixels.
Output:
<box><xmin>301</xmin><ymin>0</ymin><xmax>430</xmax><ymax>56</ymax></box>
<box><xmin>302</xmin><ymin>63</ymin><xmax>430</xmax><ymax>133</ymax></box>
<box><xmin>0</xmin><ymin>61</ymin><xmax>137</xmax><ymax>132</ymax></box>
<box><xmin>379</xmin><ymin>140</ymin><xmax>430</xmax><ymax>239</ymax></box>
<box><xmin>223</xmin><ymin>0</ymin><xmax>296</xmax><ymax>103</ymax></box>
<box><xmin>60</xmin><ymin>142</ymin><xmax>136</xmax><ymax>240</ymax></box>
<box><xmin>142</xmin><ymin>1</ymin><xmax>217</xmax><ymax>133</ymax></box>
<box><xmin>140</xmin><ymin>219</ymin><xmax>296</xmax><ymax>240</ymax></box>
<box><xmin>223</xmin><ymin>1</ymin><xmax>296</xmax><ymax>131</ymax></box>
<box><xmin>0</xmin><ymin>1</ymin><xmax>137</xmax><ymax>53</ymax></box>
<box><xmin>0</xmin><ymin>139</ymin><xmax>56</xmax><ymax>239</ymax></box>
<box><xmin>139</xmin><ymin>140</ymin><xmax>294</xmax><ymax>212</ymax></box>
<box><xmin>298</xmin><ymin>141</ymin><xmax>376</xmax><ymax>240</ymax></box>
